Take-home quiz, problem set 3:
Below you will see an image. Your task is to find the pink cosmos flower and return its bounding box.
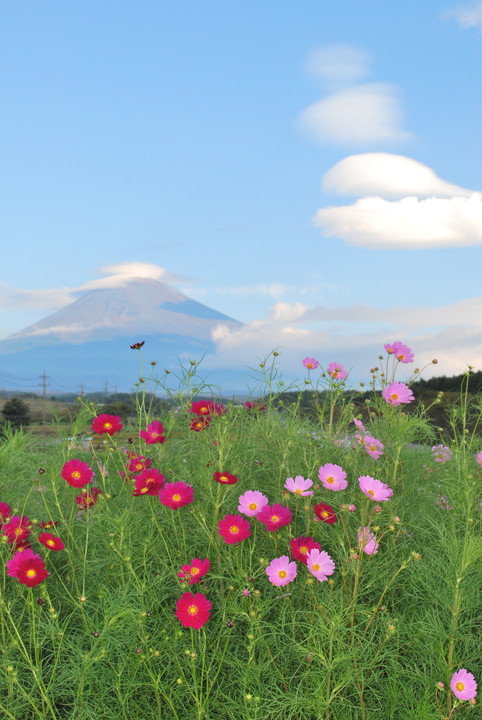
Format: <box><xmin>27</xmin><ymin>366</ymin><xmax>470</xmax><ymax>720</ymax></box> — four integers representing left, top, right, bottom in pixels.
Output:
<box><xmin>92</xmin><ymin>414</ymin><xmax>123</xmax><ymax>435</ymax></box>
<box><xmin>257</xmin><ymin>503</ymin><xmax>292</xmax><ymax>532</ymax></box>
<box><xmin>177</xmin><ymin>558</ymin><xmax>210</xmax><ymax>586</ymax></box>
<box><xmin>318</xmin><ymin>463</ymin><xmax>348</xmax><ymax>491</ymax></box>
<box><xmin>61</xmin><ymin>459</ymin><xmax>95</xmax><ymax>488</ymax></box>
<box><xmin>266</xmin><ymin>556</ymin><xmax>297</xmax><ymax>586</ymax></box>
<box><xmin>327</xmin><ymin>362</ymin><xmax>348</xmax><ymax>380</ymax></box>
<box><xmin>290</xmin><ymin>536</ymin><xmax>321</xmax><ymax>565</ymax></box>
<box><xmin>175</xmin><ymin>592</ymin><xmax>211</xmax><ymax>629</ymax></box>
<box><xmin>382</xmin><ymin>382</ymin><xmax>414</xmax><ymax>407</ymax></box>
<box><xmin>158</xmin><ymin>481</ymin><xmax>194</xmax><ymax>510</ymax></box>
<box><xmin>306</xmin><ymin>548</ymin><xmax>335</xmax><ymax>582</ymax></box>
<box><xmin>359</xmin><ymin>475</ymin><xmax>393</xmax><ymax>502</ymax></box>
<box><xmin>358</xmin><ymin>527</ymin><xmax>379</xmax><ymax>555</ymax></box>
<box><xmin>302</xmin><ymin>357</ymin><xmax>319</xmax><ymax>370</ymax></box>
<box><xmin>476</xmin><ymin>451</ymin><xmax>482</xmax><ymax>468</ymax></box>
<box><xmin>353</xmin><ymin>418</ymin><xmax>366</xmax><ymax>433</ymax></box>
<box><xmin>384</xmin><ymin>341</ymin><xmax>414</xmax><ymax>363</ymax></box>
<box><xmin>38</xmin><ymin>532</ymin><xmax>65</xmax><ymax>551</ymax></box>
<box><xmin>139</xmin><ymin>421</ymin><xmax>166</xmax><ymax>444</ymax></box>
<box><xmin>284</xmin><ymin>475</ymin><xmax>314</xmax><ymax>496</ymax></box>
<box><xmin>6</xmin><ymin>548</ymin><xmax>48</xmax><ymax>587</ymax></box>
<box><xmin>238</xmin><ymin>490</ymin><xmax>268</xmax><ymax>517</ymax></box>
<box><xmin>450</xmin><ymin>669</ymin><xmax>477</xmax><ymax>701</ymax></box>
<box><xmin>364</xmin><ymin>436</ymin><xmax>384</xmax><ymax>460</ymax></box>
<box><xmin>218</xmin><ymin>514</ymin><xmax>251</xmax><ymax>544</ymax></box>
<box><xmin>431</xmin><ymin>444</ymin><xmax>453</xmax><ymax>463</ymax></box>
<box><xmin>314</xmin><ymin>502</ymin><xmax>337</xmax><ymax>524</ymax></box>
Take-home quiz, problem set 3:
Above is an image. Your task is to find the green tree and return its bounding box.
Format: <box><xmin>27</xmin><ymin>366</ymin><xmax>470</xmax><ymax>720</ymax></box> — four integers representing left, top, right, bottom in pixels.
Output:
<box><xmin>2</xmin><ymin>396</ymin><xmax>31</xmax><ymax>430</ymax></box>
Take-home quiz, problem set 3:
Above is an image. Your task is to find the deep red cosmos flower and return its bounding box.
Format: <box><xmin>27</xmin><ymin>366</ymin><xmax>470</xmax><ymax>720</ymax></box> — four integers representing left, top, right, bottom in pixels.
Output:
<box><xmin>244</xmin><ymin>401</ymin><xmax>267</xmax><ymax>412</ymax></box>
<box><xmin>139</xmin><ymin>421</ymin><xmax>166</xmax><ymax>444</ymax></box>
<box><xmin>130</xmin><ymin>341</ymin><xmax>145</xmax><ymax>350</ymax></box>
<box><xmin>190</xmin><ymin>400</ymin><xmax>225</xmax><ymax>416</ymax></box>
<box><xmin>91</xmin><ymin>414</ymin><xmax>123</xmax><ymax>436</ymax></box>
<box><xmin>75</xmin><ymin>488</ymin><xmax>103</xmax><ymax>509</ymax></box>
<box><xmin>38</xmin><ymin>532</ymin><xmax>65</xmax><ymax>551</ymax></box>
<box><xmin>37</xmin><ymin>520</ymin><xmax>59</xmax><ymax>529</ymax></box>
<box><xmin>290</xmin><ymin>536</ymin><xmax>322</xmax><ymax>565</ymax></box>
<box><xmin>2</xmin><ymin>515</ymin><xmax>32</xmax><ymax>547</ymax></box>
<box><xmin>213</xmin><ymin>471</ymin><xmax>238</xmax><ymax>485</ymax></box>
<box><xmin>0</xmin><ymin>502</ymin><xmax>11</xmax><ymax>526</ymax></box>
<box><xmin>177</xmin><ymin>558</ymin><xmax>210</xmax><ymax>585</ymax></box>
<box><xmin>132</xmin><ymin>468</ymin><xmax>165</xmax><ymax>496</ymax></box>
<box><xmin>127</xmin><ymin>455</ymin><xmax>152</xmax><ymax>474</ymax></box>
<box><xmin>257</xmin><ymin>503</ymin><xmax>292</xmax><ymax>532</ymax></box>
<box><xmin>314</xmin><ymin>502</ymin><xmax>337</xmax><ymax>524</ymax></box>
<box><xmin>190</xmin><ymin>416</ymin><xmax>211</xmax><ymax>432</ymax></box>
<box><xmin>175</xmin><ymin>592</ymin><xmax>211</xmax><ymax>628</ymax></box>
<box><xmin>6</xmin><ymin>547</ymin><xmax>48</xmax><ymax>587</ymax></box>
<box><xmin>218</xmin><ymin>514</ymin><xmax>251</xmax><ymax>544</ymax></box>
<box><xmin>158</xmin><ymin>481</ymin><xmax>194</xmax><ymax>509</ymax></box>
<box><xmin>61</xmin><ymin>459</ymin><xmax>94</xmax><ymax>488</ymax></box>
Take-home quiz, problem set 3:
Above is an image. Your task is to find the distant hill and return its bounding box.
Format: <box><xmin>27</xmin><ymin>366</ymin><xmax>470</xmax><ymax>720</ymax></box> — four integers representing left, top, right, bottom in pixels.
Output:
<box><xmin>0</xmin><ymin>278</ymin><xmax>246</xmax><ymax>392</ymax></box>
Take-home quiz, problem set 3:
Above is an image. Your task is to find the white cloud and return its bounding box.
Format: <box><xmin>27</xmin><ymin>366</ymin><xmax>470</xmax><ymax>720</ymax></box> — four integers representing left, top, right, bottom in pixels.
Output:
<box><xmin>83</xmin><ymin>262</ymin><xmax>190</xmax><ymax>290</ymax></box>
<box><xmin>0</xmin><ymin>284</ymin><xmax>74</xmax><ymax>311</ymax></box>
<box><xmin>445</xmin><ymin>2</ymin><xmax>482</xmax><ymax>31</ymax></box>
<box><xmin>322</xmin><ymin>153</ymin><xmax>474</xmax><ymax>198</ymax></box>
<box><xmin>298</xmin><ymin>83</ymin><xmax>410</xmax><ymax>145</ymax></box>
<box><xmin>304</xmin><ymin>44</ymin><xmax>371</xmax><ymax>85</ymax></box>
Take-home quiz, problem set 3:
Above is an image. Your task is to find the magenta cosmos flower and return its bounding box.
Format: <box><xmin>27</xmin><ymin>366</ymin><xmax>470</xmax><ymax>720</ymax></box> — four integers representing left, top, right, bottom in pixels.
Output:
<box><xmin>61</xmin><ymin>459</ymin><xmax>94</xmax><ymax>488</ymax></box>
<box><xmin>158</xmin><ymin>481</ymin><xmax>193</xmax><ymax>510</ymax></box>
<box><xmin>359</xmin><ymin>475</ymin><xmax>393</xmax><ymax>502</ymax></box>
<box><xmin>139</xmin><ymin>421</ymin><xmax>166</xmax><ymax>444</ymax></box>
<box><xmin>284</xmin><ymin>475</ymin><xmax>314</xmax><ymax>496</ymax></box>
<box><xmin>431</xmin><ymin>444</ymin><xmax>452</xmax><ymax>463</ymax></box>
<box><xmin>218</xmin><ymin>514</ymin><xmax>251</xmax><ymax>544</ymax></box>
<box><xmin>451</xmin><ymin>669</ymin><xmax>477</xmax><ymax>701</ymax></box>
<box><xmin>2</xmin><ymin>515</ymin><xmax>32</xmax><ymax>547</ymax></box>
<box><xmin>302</xmin><ymin>357</ymin><xmax>319</xmax><ymax>370</ymax></box>
<box><xmin>290</xmin><ymin>536</ymin><xmax>321</xmax><ymax>565</ymax></box>
<box><xmin>327</xmin><ymin>362</ymin><xmax>348</xmax><ymax>380</ymax></box>
<box><xmin>132</xmin><ymin>468</ymin><xmax>165</xmax><ymax>496</ymax></box>
<box><xmin>382</xmin><ymin>381</ymin><xmax>414</xmax><ymax>407</ymax></box>
<box><xmin>238</xmin><ymin>490</ymin><xmax>268</xmax><ymax>517</ymax></box>
<box><xmin>7</xmin><ymin>548</ymin><xmax>48</xmax><ymax>587</ymax></box>
<box><xmin>0</xmin><ymin>502</ymin><xmax>11</xmax><ymax>525</ymax></box>
<box><xmin>177</xmin><ymin>558</ymin><xmax>210</xmax><ymax>586</ymax></box>
<box><xmin>318</xmin><ymin>463</ymin><xmax>348</xmax><ymax>491</ymax></box>
<box><xmin>213</xmin><ymin>471</ymin><xmax>238</xmax><ymax>485</ymax></box>
<box><xmin>38</xmin><ymin>532</ymin><xmax>64</xmax><ymax>551</ymax></box>
<box><xmin>175</xmin><ymin>592</ymin><xmax>211</xmax><ymax>629</ymax></box>
<box><xmin>364</xmin><ymin>436</ymin><xmax>384</xmax><ymax>460</ymax></box>
<box><xmin>314</xmin><ymin>502</ymin><xmax>337</xmax><ymax>524</ymax></box>
<box><xmin>306</xmin><ymin>548</ymin><xmax>335</xmax><ymax>582</ymax></box>
<box><xmin>266</xmin><ymin>556</ymin><xmax>297</xmax><ymax>587</ymax></box>
<box><xmin>257</xmin><ymin>503</ymin><xmax>292</xmax><ymax>532</ymax></box>
<box><xmin>75</xmin><ymin>487</ymin><xmax>103</xmax><ymax>509</ymax></box>
<box><xmin>358</xmin><ymin>527</ymin><xmax>379</xmax><ymax>555</ymax></box>
<box><xmin>91</xmin><ymin>414</ymin><xmax>123</xmax><ymax>435</ymax></box>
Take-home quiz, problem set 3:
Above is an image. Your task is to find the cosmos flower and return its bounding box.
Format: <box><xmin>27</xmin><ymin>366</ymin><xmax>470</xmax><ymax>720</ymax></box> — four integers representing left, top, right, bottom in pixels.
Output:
<box><xmin>358</xmin><ymin>527</ymin><xmax>379</xmax><ymax>555</ymax></box>
<box><xmin>218</xmin><ymin>514</ymin><xmax>251</xmax><ymax>544</ymax></box>
<box><xmin>302</xmin><ymin>357</ymin><xmax>319</xmax><ymax>370</ymax></box>
<box><xmin>139</xmin><ymin>421</ymin><xmax>166</xmax><ymax>444</ymax></box>
<box><xmin>75</xmin><ymin>488</ymin><xmax>103</xmax><ymax>509</ymax></box>
<box><xmin>359</xmin><ymin>475</ymin><xmax>393</xmax><ymax>502</ymax></box>
<box><xmin>61</xmin><ymin>459</ymin><xmax>95</xmax><ymax>488</ymax></box>
<box><xmin>244</xmin><ymin>401</ymin><xmax>267</xmax><ymax>411</ymax></box>
<box><xmin>314</xmin><ymin>502</ymin><xmax>337</xmax><ymax>524</ymax></box>
<box><xmin>257</xmin><ymin>503</ymin><xmax>292</xmax><ymax>532</ymax></box>
<box><xmin>451</xmin><ymin>669</ymin><xmax>477</xmax><ymax>701</ymax></box>
<box><xmin>6</xmin><ymin>548</ymin><xmax>48</xmax><ymax>587</ymax></box>
<box><xmin>91</xmin><ymin>414</ymin><xmax>123</xmax><ymax>435</ymax></box>
<box><xmin>237</xmin><ymin>490</ymin><xmax>268</xmax><ymax>517</ymax></box>
<box><xmin>384</xmin><ymin>341</ymin><xmax>414</xmax><ymax>363</ymax></box>
<box><xmin>128</xmin><ymin>455</ymin><xmax>152</xmax><ymax>474</ymax></box>
<box><xmin>290</xmin><ymin>536</ymin><xmax>321</xmax><ymax>565</ymax></box>
<box><xmin>213</xmin><ymin>471</ymin><xmax>238</xmax><ymax>485</ymax></box>
<box><xmin>132</xmin><ymin>468</ymin><xmax>165</xmax><ymax>496</ymax></box>
<box><xmin>476</xmin><ymin>451</ymin><xmax>482</xmax><ymax>468</ymax></box>
<box><xmin>38</xmin><ymin>532</ymin><xmax>64</xmax><ymax>551</ymax></box>
<box><xmin>177</xmin><ymin>558</ymin><xmax>210</xmax><ymax>586</ymax></box>
<box><xmin>158</xmin><ymin>481</ymin><xmax>194</xmax><ymax>510</ymax></box>
<box><xmin>364</xmin><ymin>436</ymin><xmax>384</xmax><ymax>460</ymax></box>
<box><xmin>190</xmin><ymin>416</ymin><xmax>211</xmax><ymax>432</ymax></box>
<box><xmin>266</xmin><ymin>556</ymin><xmax>297</xmax><ymax>587</ymax></box>
<box><xmin>306</xmin><ymin>549</ymin><xmax>335</xmax><ymax>582</ymax></box>
<box><xmin>175</xmin><ymin>592</ymin><xmax>211</xmax><ymax>629</ymax></box>
<box><xmin>130</xmin><ymin>341</ymin><xmax>145</xmax><ymax>350</ymax></box>
<box><xmin>318</xmin><ymin>463</ymin><xmax>348</xmax><ymax>491</ymax></box>
<box><xmin>284</xmin><ymin>476</ymin><xmax>314</xmax><ymax>496</ymax></box>
<box><xmin>189</xmin><ymin>400</ymin><xmax>225</xmax><ymax>416</ymax></box>
<box><xmin>353</xmin><ymin>417</ymin><xmax>366</xmax><ymax>433</ymax></box>
<box><xmin>2</xmin><ymin>515</ymin><xmax>32</xmax><ymax>546</ymax></box>
<box><xmin>382</xmin><ymin>382</ymin><xmax>414</xmax><ymax>407</ymax></box>
<box><xmin>0</xmin><ymin>502</ymin><xmax>11</xmax><ymax>525</ymax></box>
<box><xmin>327</xmin><ymin>362</ymin><xmax>348</xmax><ymax>380</ymax></box>
<box><xmin>431</xmin><ymin>444</ymin><xmax>453</xmax><ymax>463</ymax></box>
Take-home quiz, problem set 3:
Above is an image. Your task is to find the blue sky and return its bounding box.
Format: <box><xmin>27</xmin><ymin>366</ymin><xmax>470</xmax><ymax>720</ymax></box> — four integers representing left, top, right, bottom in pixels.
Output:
<box><xmin>1</xmin><ymin>0</ymin><xmax>481</xmax><ymax>385</ymax></box>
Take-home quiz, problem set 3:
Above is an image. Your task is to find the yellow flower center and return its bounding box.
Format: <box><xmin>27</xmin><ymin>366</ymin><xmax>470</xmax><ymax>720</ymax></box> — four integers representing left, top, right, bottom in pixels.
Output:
<box><xmin>104</xmin><ymin>422</ymin><xmax>112</xmax><ymax>429</ymax></box>
<box><xmin>456</xmin><ymin>682</ymin><xmax>464</xmax><ymax>692</ymax></box>
<box><xmin>221</xmin><ymin>476</ymin><xmax>228</xmax><ymax>482</ymax></box>
<box><xmin>300</xmin><ymin>546</ymin><xmax>308</xmax><ymax>554</ymax></box>
<box><xmin>278</xmin><ymin>570</ymin><xmax>287</xmax><ymax>578</ymax></box>
<box><xmin>47</xmin><ymin>539</ymin><xmax>55</xmax><ymax>546</ymax></box>
<box><xmin>391</xmin><ymin>394</ymin><xmax>398</xmax><ymax>400</ymax></box>
<box><xmin>172</xmin><ymin>494</ymin><xmax>181</xmax><ymax>502</ymax></box>
<box><xmin>312</xmin><ymin>563</ymin><xmax>320</xmax><ymax>572</ymax></box>
<box><xmin>72</xmin><ymin>471</ymin><xmax>81</xmax><ymax>479</ymax></box>
<box><xmin>271</xmin><ymin>515</ymin><xmax>279</xmax><ymax>523</ymax></box>
<box><xmin>188</xmin><ymin>605</ymin><xmax>198</xmax><ymax>615</ymax></box>
<box><xmin>369</xmin><ymin>445</ymin><xmax>376</xmax><ymax>451</ymax></box>
<box><xmin>201</xmin><ymin>406</ymin><xmax>207</xmax><ymax>413</ymax></box>
<box><xmin>322</xmin><ymin>511</ymin><xmax>329</xmax><ymax>518</ymax></box>
<box><xmin>326</xmin><ymin>476</ymin><xmax>334</xmax><ymax>484</ymax></box>
<box><xmin>307</xmin><ymin>363</ymin><xmax>313</xmax><ymax>368</ymax></box>
<box><xmin>295</xmin><ymin>488</ymin><xmax>302</xmax><ymax>495</ymax></box>
<box><xmin>229</xmin><ymin>525</ymin><xmax>239</xmax><ymax>534</ymax></box>
<box><xmin>135</xmin><ymin>464</ymin><xmax>143</xmax><ymax>470</ymax></box>
<box><xmin>190</xmin><ymin>567</ymin><xmax>200</xmax><ymax>575</ymax></box>
<box><xmin>141</xmin><ymin>487</ymin><xmax>148</xmax><ymax>494</ymax></box>
<box><xmin>151</xmin><ymin>432</ymin><xmax>158</xmax><ymax>438</ymax></box>
<box><xmin>15</xmin><ymin>528</ymin><xmax>23</xmax><ymax>536</ymax></box>
<box><xmin>368</xmin><ymin>490</ymin><xmax>375</xmax><ymax>496</ymax></box>
<box><xmin>249</xmin><ymin>502</ymin><xmax>257</xmax><ymax>510</ymax></box>
<box><xmin>26</xmin><ymin>569</ymin><xmax>37</xmax><ymax>578</ymax></box>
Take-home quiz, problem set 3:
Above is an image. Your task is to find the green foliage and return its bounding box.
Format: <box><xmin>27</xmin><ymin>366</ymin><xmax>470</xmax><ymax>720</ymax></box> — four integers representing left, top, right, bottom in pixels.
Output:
<box><xmin>2</xmin><ymin>396</ymin><xmax>31</xmax><ymax>430</ymax></box>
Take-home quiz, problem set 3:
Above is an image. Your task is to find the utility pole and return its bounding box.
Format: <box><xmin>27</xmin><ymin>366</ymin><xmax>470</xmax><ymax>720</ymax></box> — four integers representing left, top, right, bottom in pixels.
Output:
<box><xmin>115</xmin><ymin>385</ymin><xmax>118</xmax><ymax>404</ymax></box>
<box><xmin>79</xmin><ymin>382</ymin><xmax>84</xmax><ymax>398</ymax></box>
<box><xmin>39</xmin><ymin>370</ymin><xmax>49</xmax><ymax>436</ymax></box>
<box><xmin>104</xmin><ymin>381</ymin><xmax>108</xmax><ymax>405</ymax></box>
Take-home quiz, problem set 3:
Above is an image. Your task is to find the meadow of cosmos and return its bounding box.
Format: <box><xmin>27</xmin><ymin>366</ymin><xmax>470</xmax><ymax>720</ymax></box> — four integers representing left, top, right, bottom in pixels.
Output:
<box><xmin>0</xmin><ymin>343</ymin><xmax>480</xmax><ymax>720</ymax></box>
